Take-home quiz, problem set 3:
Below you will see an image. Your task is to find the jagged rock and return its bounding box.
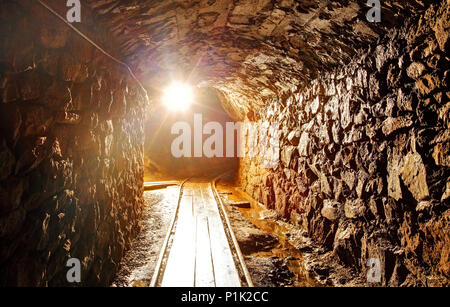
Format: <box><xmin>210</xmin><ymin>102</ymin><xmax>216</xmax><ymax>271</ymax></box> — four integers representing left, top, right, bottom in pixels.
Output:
<box><xmin>367</xmin><ymin>198</ymin><xmax>380</xmax><ymax>217</ymax></box>
<box><xmin>320</xmin><ymin>174</ymin><xmax>333</xmax><ymax>197</ymax></box>
<box><xmin>382</xmin><ymin>115</ymin><xmax>414</xmax><ymax>136</ymax></box>
<box><xmin>340</xmin><ymin>93</ymin><xmax>354</xmax><ymax>131</ymax></box>
<box><xmin>342</xmin><ymin>126</ymin><xmax>364</xmax><ymax>144</ymax></box>
<box><xmin>442</xmin><ymin>181</ymin><xmax>450</xmax><ymax>202</ymax></box>
<box><xmin>432</xmin><ymin>130</ymin><xmax>450</xmax><ymax>167</ymax></box>
<box><xmin>354</xmin><ymin>107</ymin><xmax>369</xmax><ymax>126</ymax></box>
<box><xmin>387</xmin><ymin>149</ymin><xmax>403</xmax><ymax>201</ymax></box>
<box><xmin>387</xmin><ymin>64</ymin><xmax>402</xmax><ymax>88</ymax></box>
<box><xmin>416</xmin><ymin>200</ymin><xmax>432</xmax><ymax>211</ymax></box>
<box><xmin>344</xmin><ymin>199</ymin><xmax>366</xmax><ymax>219</ymax></box>
<box><xmin>321</xmin><ymin>200</ymin><xmax>341</xmax><ymax>221</ymax></box>
<box><xmin>14</xmin><ymin>137</ymin><xmax>49</xmax><ymax>175</ymax></box>
<box><xmin>297</xmin><ymin>132</ymin><xmax>310</xmax><ymax>157</ymax></box>
<box><xmin>55</xmin><ymin>112</ymin><xmax>81</xmax><ymax>125</ymax></box>
<box><xmin>324</xmin><ymin>96</ymin><xmax>339</xmax><ymax>121</ymax></box>
<box><xmin>234</xmin><ymin>0</ymin><xmax>449</xmax><ymax>287</ymax></box>
<box><xmin>333</xmin><ymin>222</ymin><xmax>360</xmax><ymax>268</ymax></box>
<box><xmin>0</xmin><ymin>2</ymin><xmax>148</xmax><ymax>286</ymax></box>
<box><xmin>397</xmin><ymin>88</ymin><xmax>415</xmax><ymax>112</ymax></box>
<box><xmin>310</xmin><ymin>96</ymin><xmax>320</xmax><ymax>115</ymax></box>
<box><xmin>401</xmin><ymin>151</ymin><xmax>430</xmax><ymax>201</ymax></box>
<box><xmin>438</xmin><ymin>101</ymin><xmax>450</xmax><ymax>127</ymax></box>
<box><xmin>21</xmin><ymin>106</ymin><xmax>53</xmax><ymax>137</ymax></box>
<box><xmin>356</xmin><ymin>172</ymin><xmax>368</xmax><ymax>199</ymax></box>
<box><xmin>287</xmin><ymin>129</ymin><xmax>301</xmax><ymax>146</ymax></box>
<box><xmin>433</xmin><ymin>4</ymin><xmax>449</xmax><ymax>51</ymax></box>
<box><xmin>280</xmin><ymin>146</ymin><xmax>296</xmax><ymax>167</ymax></box>
<box><xmin>416</xmin><ymin>74</ymin><xmax>441</xmax><ymax>95</ymax></box>
<box><xmin>406</xmin><ymin>62</ymin><xmax>426</xmax><ymax>79</ymax></box>
<box><xmin>109</xmin><ymin>90</ymin><xmax>127</xmax><ymax>118</ymax></box>
<box><xmin>342</xmin><ymin>170</ymin><xmax>357</xmax><ymax>191</ymax></box>
<box><xmin>369</xmin><ymin>73</ymin><xmax>383</xmax><ymax>101</ymax></box>
<box><xmin>318</xmin><ymin>123</ymin><xmax>331</xmax><ymax>145</ymax></box>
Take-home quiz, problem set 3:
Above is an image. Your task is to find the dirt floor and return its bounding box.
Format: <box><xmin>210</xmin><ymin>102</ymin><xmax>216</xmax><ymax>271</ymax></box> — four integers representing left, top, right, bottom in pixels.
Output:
<box><xmin>111</xmin><ymin>186</ymin><xmax>180</xmax><ymax>287</ymax></box>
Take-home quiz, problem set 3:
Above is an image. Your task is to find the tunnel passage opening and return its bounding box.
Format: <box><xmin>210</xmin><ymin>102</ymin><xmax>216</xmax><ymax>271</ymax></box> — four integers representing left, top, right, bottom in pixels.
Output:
<box><xmin>144</xmin><ymin>87</ymin><xmax>239</xmax><ymax>181</ymax></box>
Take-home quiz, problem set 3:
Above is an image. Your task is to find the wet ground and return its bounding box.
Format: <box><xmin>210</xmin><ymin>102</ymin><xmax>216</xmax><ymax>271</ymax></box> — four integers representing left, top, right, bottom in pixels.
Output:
<box><xmin>111</xmin><ymin>186</ymin><xmax>180</xmax><ymax>287</ymax></box>
<box><xmin>217</xmin><ymin>182</ymin><xmax>366</xmax><ymax>287</ymax></box>
<box><xmin>217</xmin><ymin>183</ymin><xmax>320</xmax><ymax>287</ymax></box>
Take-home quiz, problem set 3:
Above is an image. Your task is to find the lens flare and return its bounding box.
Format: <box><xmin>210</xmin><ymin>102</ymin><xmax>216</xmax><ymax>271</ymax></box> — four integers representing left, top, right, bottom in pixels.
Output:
<box><xmin>162</xmin><ymin>82</ymin><xmax>194</xmax><ymax>112</ymax></box>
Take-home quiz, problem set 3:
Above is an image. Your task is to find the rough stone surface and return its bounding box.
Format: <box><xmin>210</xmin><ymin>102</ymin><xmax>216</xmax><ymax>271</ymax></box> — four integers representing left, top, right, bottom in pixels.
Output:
<box><xmin>0</xmin><ymin>2</ymin><xmax>149</xmax><ymax>286</ymax></box>
<box><xmin>238</xmin><ymin>1</ymin><xmax>449</xmax><ymax>286</ymax></box>
<box><xmin>84</xmin><ymin>0</ymin><xmax>440</xmax><ymax>119</ymax></box>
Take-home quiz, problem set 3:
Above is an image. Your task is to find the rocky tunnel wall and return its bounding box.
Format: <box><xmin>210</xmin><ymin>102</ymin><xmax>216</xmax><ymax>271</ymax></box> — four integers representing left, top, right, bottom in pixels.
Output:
<box><xmin>0</xmin><ymin>1</ymin><xmax>148</xmax><ymax>286</ymax></box>
<box><xmin>238</xmin><ymin>2</ymin><xmax>449</xmax><ymax>286</ymax></box>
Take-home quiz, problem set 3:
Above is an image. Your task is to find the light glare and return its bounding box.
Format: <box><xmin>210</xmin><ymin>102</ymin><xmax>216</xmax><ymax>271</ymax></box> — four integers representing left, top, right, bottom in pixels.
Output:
<box><xmin>162</xmin><ymin>82</ymin><xmax>194</xmax><ymax>112</ymax></box>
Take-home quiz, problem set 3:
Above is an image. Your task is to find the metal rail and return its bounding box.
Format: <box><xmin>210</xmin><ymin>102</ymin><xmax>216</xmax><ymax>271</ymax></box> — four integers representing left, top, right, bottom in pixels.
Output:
<box><xmin>150</xmin><ymin>178</ymin><xmax>190</xmax><ymax>287</ymax></box>
<box><xmin>211</xmin><ymin>174</ymin><xmax>254</xmax><ymax>287</ymax></box>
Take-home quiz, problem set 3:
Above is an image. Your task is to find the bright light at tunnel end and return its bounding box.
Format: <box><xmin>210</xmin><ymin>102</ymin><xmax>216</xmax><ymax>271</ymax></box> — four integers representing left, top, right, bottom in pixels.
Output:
<box><xmin>162</xmin><ymin>82</ymin><xmax>194</xmax><ymax>112</ymax></box>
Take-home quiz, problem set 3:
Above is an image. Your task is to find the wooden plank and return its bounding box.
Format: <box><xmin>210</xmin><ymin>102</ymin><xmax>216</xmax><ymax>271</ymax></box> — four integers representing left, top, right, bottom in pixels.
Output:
<box><xmin>160</xmin><ymin>183</ymin><xmax>241</xmax><ymax>287</ymax></box>
<box><xmin>203</xmin><ymin>187</ymin><xmax>241</xmax><ymax>287</ymax></box>
<box><xmin>193</xmin><ymin>183</ymin><xmax>202</xmax><ymax>217</ymax></box>
<box><xmin>144</xmin><ymin>181</ymin><xmax>179</xmax><ymax>187</ymax></box>
<box><xmin>195</xmin><ymin>215</ymin><xmax>215</xmax><ymax>287</ymax></box>
<box><xmin>200</xmin><ymin>185</ymin><xmax>218</xmax><ymax>217</ymax></box>
<box><xmin>144</xmin><ymin>181</ymin><xmax>179</xmax><ymax>190</ymax></box>
<box><xmin>194</xmin><ymin>183</ymin><xmax>211</xmax><ymax>216</ymax></box>
<box><xmin>161</xmin><ymin>193</ymin><xmax>195</xmax><ymax>287</ymax></box>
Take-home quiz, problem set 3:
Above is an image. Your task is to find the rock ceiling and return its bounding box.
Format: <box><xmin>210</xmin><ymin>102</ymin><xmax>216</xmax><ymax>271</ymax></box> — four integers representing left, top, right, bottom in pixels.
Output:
<box><xmin>85</xmin><ymin>0</ymin><xmax>437</xmax><ymax>117</ymax></box>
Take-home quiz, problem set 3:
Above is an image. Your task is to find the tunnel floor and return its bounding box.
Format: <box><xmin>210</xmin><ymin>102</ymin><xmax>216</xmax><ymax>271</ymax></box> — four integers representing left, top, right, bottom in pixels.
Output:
<box><xmin>112</xmin><ymin>179</ymin><xmax>367</xmax><ymax>287</ymax></box>
<box><xmin>111</xmin><ymin>185</ymin><xmax>180</xmax><ymax>287</ymax></box>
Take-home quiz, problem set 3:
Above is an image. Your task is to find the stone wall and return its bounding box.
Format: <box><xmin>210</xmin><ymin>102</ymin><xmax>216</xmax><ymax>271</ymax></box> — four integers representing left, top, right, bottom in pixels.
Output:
<box><xmin>238</xmin><ymin>2</ymin><xmax>449</xmax><ymax>286</ymax></box>
<box><xmin>0</xmin><ymin>1</ymin><xmax>148</xmax><ymax>286</ymax></box>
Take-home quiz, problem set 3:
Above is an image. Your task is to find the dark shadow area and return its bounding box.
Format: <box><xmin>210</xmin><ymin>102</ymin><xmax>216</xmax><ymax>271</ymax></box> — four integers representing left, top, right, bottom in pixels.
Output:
<box><xmin>144</xmin><ymin>87</ymin><xmax>238</xmax><ymax>181</ymax></box>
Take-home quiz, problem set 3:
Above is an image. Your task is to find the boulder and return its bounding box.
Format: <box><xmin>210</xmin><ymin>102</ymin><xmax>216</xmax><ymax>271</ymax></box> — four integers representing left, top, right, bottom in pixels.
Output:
<box><xmin>401</xmin><ymin>151</ymin><xmax>430</xmax><ymax>201</ymax></box>
<box><xmin>406</xmin><ymin>62</ymin><xmax>426</xmax><ymax>79</ymax></box>
<box><xmin>321</xmin><ymin>200</ymin><xmax>341</xmax><ymax>221</ymax></box>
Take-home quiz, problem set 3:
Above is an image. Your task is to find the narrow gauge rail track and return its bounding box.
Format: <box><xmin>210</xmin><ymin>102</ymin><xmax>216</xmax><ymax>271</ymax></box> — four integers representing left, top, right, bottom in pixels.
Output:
<box><xmin>150</xmin><ymin>176</ymin><xmax>253</xmax><ymax>287</ymax></box>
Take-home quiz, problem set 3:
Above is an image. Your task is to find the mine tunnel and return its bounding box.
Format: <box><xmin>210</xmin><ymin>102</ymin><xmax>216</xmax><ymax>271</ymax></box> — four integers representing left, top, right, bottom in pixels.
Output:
<box><xmin>0</xmin><ymin>0</ymin><xmax>448</xmax><ymax>288</ymax></box>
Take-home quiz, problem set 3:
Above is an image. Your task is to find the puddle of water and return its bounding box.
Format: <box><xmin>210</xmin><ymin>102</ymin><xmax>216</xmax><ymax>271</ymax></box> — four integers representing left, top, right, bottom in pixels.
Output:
<box><xmin>219</xmin><ymin>184</ymin><xmax>321</xmax><ymax>287</ymax></box>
